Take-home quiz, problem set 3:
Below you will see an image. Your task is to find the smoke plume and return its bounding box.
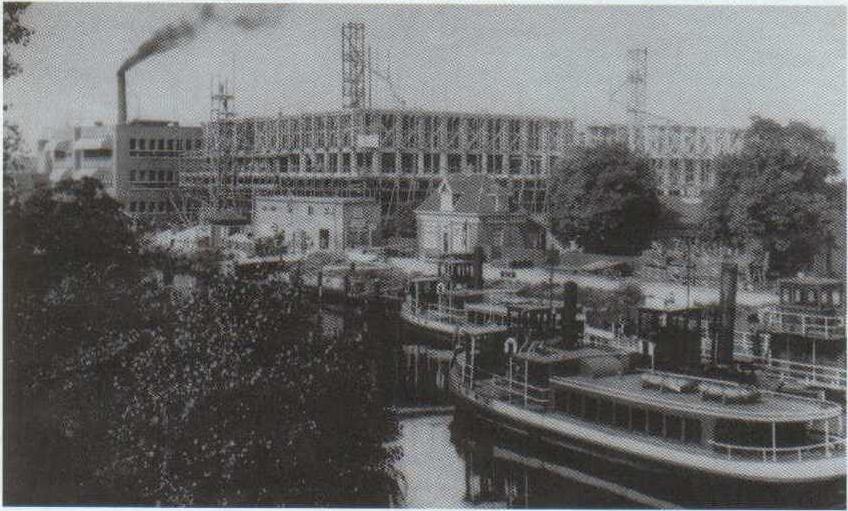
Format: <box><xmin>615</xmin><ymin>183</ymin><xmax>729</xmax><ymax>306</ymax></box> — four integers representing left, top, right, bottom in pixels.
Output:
<box><xmin>119</xmin><ymin>3</ymin><xmax>284</xmax><ymax>74</ymax></box>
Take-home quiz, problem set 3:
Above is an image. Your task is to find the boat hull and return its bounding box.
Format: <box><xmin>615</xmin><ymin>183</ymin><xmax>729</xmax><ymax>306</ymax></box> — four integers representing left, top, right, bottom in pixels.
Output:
<box><xmin>451</xmin><ymin>392</ymin><xmax>846</xmax><ymax>508</ymax></box>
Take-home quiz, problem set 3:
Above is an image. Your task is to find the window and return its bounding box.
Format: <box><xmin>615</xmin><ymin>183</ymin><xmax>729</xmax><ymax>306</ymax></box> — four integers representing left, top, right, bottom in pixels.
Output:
<box><xmin>139</xmin><ymin>202</ymin><xmax>147</xmax><ymax>212</ymax></box>
<box><xmin>130</xmin><ymin>170</ymin><xmax>136</xmax><ymax>182</ymax></box>
<box><xmin>139</xmin><ymin>170</ymin><xmax>147</xmax><ymax>181</ymax></box>
<box><xmin>833</xmin><ymin>289</ymin><xmax>842</xmax><ymax>306</ymax></box>
<box><xmin>307</xmin><ymin>205</ymin><xmax>314</xmax><ymax>215</ymax></box>
<box><xmin>319</xmin><ymin>229</ymin><xmax>330</xmax><ymax>250</ymax></box>
<box><xmin>167</xmin><ymin>139</ymin><xmax>174</xmax><ymax>151</ymax></box>
<box><xmin>167</xmin><ymin>171</ymin><xmax>174</xmax><ymax>182</ymax></box>
<box><xmin>158</xmin><ymin>139</ymin><xmax>165</xmax><ymax>150</ymax></box>
<box><xmin>158</xmin><ymin>170</ymin><xmax>166</xmax><ymax>182</ymax></box>
<box><xmin>129</xmin><ymin>202</ymin><xmax>137</xmax><ymax>212</ymax></box>
<box><xmin>195</xmin><ymin>139</ymin><xmax>202</xmax><ymax>150</ymax></box>
<box><xmin>139</xmin><ymin>139</ymin><xmax>147</xmax><ymax>150</ymax></box>
<box><xmin>185</xmin><ymin>139</ymin><xmax>192</xmax><ymax>151</ymax></box>
<box><xmin>130</xmin><ymin>138</ymin><xmax>137</xmax><ymax>150</ymax></box>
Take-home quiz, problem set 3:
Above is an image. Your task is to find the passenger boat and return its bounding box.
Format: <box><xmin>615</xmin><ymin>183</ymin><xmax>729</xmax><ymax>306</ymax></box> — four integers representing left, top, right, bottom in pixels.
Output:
<box><xmin>447</xmin><ymin>285</ymin><xmax>846</xmax><ymax>491</ymax></box>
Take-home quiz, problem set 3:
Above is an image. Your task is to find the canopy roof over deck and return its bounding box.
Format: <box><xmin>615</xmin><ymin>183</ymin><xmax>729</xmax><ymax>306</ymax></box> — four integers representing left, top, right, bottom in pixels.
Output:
<box><xmin>550</xmin><ymin>372</ymin><xmax>841</xmax><ymax>423</ymax></box>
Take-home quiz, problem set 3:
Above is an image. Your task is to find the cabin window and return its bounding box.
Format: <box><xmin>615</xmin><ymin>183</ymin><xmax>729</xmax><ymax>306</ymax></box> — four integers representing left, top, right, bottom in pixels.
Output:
<box><xmin>647</xmin><ymin>410</ymin><xmax>664</xmax><ymax>436</ymax></box>
<box><xmin>631</xmin><ymin>407</ymin><xmax>647</xmax><ymax>432</ymax></box>
<box><xmin>682</xmin><ymin>418</ymin><xmax>702</xmax><ymax>444</ymax></box>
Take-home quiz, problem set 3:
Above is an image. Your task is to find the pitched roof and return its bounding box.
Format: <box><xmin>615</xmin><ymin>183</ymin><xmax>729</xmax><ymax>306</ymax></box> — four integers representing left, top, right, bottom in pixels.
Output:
<box><xmin>416</xmin><ymin>175</ymin><xmax>511</xmax><ymax>215</ymax></box>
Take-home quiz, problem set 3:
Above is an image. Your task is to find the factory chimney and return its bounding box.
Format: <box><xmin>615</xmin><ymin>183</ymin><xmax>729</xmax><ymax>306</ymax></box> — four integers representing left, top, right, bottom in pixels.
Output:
<box><xmin>117</xmin><ymin>71</ymin><xmax>128</xmax><ymax>125</ymax></box>
<box><xmin>715</xmin><ymin>261</ymin><xmax>738</xmax><ymax>366</ymax></box>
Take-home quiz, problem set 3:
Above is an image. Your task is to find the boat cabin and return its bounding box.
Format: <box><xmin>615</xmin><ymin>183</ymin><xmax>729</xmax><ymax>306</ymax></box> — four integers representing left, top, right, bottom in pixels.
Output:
<box><xmin>756</xmin><ymin>277</ymin><xmax>846</xmax><ymax>390</ymax></box>
<box><xmin>776</xmin><ymin>276</ymin><xmax>844</xmax><ymax>313</ymax></box>
<box><xmin>637</xmin><ymin>302</ymin><xmax>706</xmax><ymax>371</ymax></box>
<box><xmin>549</xmin><ymin>370</ymin><xmax>845</xmax><ymax>464</ymax></box>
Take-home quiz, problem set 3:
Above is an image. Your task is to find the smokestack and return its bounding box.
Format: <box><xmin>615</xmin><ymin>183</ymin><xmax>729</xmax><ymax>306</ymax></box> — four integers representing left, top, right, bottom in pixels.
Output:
<box><xmin>560</xmin><ymin>281</ymin><xmax>579</xmax><ymax>350</ymax></box>
<box><xmin>117</xmin><ymin>71</ymin><xmax>127</xmax><ymax>125</ymax></box>
<box><xmin>472</xmin><ymin>245</ymin><xmax>484</xmax><ymax>289</ymax></box>
<box><xmin>716</xmin><ymin>261</ymin><xmax>738</xmax><ymax>366</ymax></box>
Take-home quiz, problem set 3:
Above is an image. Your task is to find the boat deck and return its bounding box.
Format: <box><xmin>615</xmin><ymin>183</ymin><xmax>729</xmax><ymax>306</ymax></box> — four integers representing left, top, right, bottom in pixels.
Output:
<box><xmin>550</xmin><ymin>372</ymin><xmax>841</xmax><ymax>422</ymax></box>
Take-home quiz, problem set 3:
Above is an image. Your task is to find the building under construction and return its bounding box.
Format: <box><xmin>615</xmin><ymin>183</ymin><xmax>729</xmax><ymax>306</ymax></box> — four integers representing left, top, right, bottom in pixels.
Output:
<box><xmin>176</xmin><ymin>24</ymin><xmax>743</xmax><ymax>222</ymax></box>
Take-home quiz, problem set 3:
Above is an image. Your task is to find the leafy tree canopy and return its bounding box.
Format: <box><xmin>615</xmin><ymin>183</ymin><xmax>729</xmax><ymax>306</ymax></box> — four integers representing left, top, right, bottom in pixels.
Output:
<box><xmin>703</xmin><ymin>116</ymin><xmax>841</xmax><ymax>276</ymax></box>
<box><xmin>5</xmin><ymin>178</ymin><xmax>140</xmax><ymax>295</ymax></box>
<box><xmin>3</xmin><ymin>2</ymin><xmax>32</xmax><ymax>80</ymax></box>
<box><xmin>3</xmin><ymin>2</ymin><xmax>33</xmax><ymax>173</ymax></box>
<box><xmin>549</xmin><ymin>143</ymin><xmax>665</xmax><ymax>256</ymax></box>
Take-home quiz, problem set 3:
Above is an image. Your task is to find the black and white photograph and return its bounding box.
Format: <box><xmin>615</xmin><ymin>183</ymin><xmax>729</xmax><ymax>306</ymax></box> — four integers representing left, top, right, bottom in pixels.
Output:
<box><xmin>3</xmin><ymin>2</ymin><xmax>846</xmax><ymax>508</ymax></box>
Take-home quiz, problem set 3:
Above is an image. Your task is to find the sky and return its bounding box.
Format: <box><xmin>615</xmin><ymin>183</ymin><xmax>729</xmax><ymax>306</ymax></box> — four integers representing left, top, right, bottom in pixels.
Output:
<box><xmin>4</xmin><ymin>2</ymin><xmax>846</xmax><ymax>171</ymax></box>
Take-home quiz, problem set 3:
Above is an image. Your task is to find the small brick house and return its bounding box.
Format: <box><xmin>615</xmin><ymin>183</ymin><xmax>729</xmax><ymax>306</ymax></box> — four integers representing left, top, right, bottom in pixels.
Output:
<box><xmin>415</xmin><ymin>175</ymin><xmax>545</xmax><ymax>260</ymax></box>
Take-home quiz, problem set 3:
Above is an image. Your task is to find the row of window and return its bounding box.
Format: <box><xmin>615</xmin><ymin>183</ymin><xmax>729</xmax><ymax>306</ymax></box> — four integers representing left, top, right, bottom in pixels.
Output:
<box><xmin>237</xmin><ymin>114</ymin><xmax>571</xmax><ymax>154</ymax></box>
<box><xmin>780</xmin><ymin>286</ymin><xmax>843</xmax><ymax>307</ymax></box>
<box><xmin>129</xmin><ymin>170</ymin><xmax>176</xmax><ymax>183</ymax></box>
<box><xmin>181</xmin><ymin>153</ymin><xmax>556</xmax><ymax>177</ymax></box>
<box><xmin>128</xmin><ymin>201</ymin><xmax>174</xmax><ymax>213</ymax></box>
<box><xmin>129</xmin><ymin>138</ymin><xmax>202</xmax><ymax>152</ymax></box>
<box><xmin>554</xmin><ymin>389</ymin><xmax>704</xmax><ymax>444</ymax></box>
<box><xmin>260</xmin><ymin>203</ymin><xmax>333</xmax><ymax>216</ymax></box>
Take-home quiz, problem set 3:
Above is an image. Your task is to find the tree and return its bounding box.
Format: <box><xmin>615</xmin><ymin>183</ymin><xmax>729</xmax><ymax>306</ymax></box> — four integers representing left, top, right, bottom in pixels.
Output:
<box><xmin>5</xmin><ymin>182</ymin><xmax>403</xmax><ymax>505</ymax></box>
<box><xmin>703</xmin><ymin>117</ymin><xmax>841</xmax><ymax>277</ymax></box>
<box><xmin>548</xmin><ymin>143</ymin><xmax>665</xmax><ymax>255</ymax></box>
<box><xmin>3</xmin><ymin>2</ymin><xmax>33</xmax><ymax>173</ymax></box>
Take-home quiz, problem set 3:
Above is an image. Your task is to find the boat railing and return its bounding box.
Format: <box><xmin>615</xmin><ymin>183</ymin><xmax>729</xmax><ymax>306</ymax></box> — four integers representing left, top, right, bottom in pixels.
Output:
<box><xmin>701</xmin><ymin>330</ymin><xmax>847</xmax><ymax>390</ymax></box>
<box><xmin>754</xmin><ymin>358</ymin><xmax>847</xmax><ymax>390</ymax></box>
<box><xmin>708</xmin><ymin>436</ymin><xmax>846</xmax><ymax>463</ymax></box>
<box><xmin>456</xmin><ymin>362</ymin><xmax>551</xmax><ymax>410</ymax></box>
<box><xmin>404</xmin><ymin>300</ymin><xmax>512</xmax><ymax>328</ymax></box>
<box><xmin>403</xmin><ymin>300</ymin><xmax>470</xmax><ymax>325</ymax></box>
<box><xmin>761</xmin><ymin>308</ymin><xmax>845</xmax><ymax>340</ymax></box>
<box><xmin>582</xmin><ymin>325</ymin><xmax>643</xmax><ymax>354</ymax></box>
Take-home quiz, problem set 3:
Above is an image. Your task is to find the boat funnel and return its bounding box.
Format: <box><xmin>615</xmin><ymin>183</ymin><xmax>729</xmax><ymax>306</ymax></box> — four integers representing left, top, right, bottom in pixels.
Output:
<box><xmin>716</xmin><ymin>261</ymin><xmax>738</xmax><ymax>366</ymax></box>
<box><xmin>472</xmin><ymin>245</ymin><xmax>484</xmax><ymax>289</ymax></box>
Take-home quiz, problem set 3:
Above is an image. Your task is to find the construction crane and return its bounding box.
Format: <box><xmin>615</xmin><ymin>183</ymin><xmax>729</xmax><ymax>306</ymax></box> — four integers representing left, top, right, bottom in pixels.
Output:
<box><xmin>369</xmin><ymin>50</ymin><xmax>407</xmax><ymax>108</ymax></box>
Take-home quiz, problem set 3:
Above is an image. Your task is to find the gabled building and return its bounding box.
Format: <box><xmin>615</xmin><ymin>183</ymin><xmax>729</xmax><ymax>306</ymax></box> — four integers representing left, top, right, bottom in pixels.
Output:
<box><xmin>415</xmin><ymin>175</ymin><xmax>545</xmax><ymax>260</ymax></box>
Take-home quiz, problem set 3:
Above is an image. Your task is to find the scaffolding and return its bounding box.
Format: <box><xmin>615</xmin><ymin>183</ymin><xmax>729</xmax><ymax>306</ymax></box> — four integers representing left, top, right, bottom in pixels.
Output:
<box><xmin>342</xmin><ymin>22</ymin><xmax>370</xmax><ymax>109</ymax></box>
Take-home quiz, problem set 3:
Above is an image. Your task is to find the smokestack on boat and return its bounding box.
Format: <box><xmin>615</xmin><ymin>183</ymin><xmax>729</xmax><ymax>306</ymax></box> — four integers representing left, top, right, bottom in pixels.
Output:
<box><xmin>117</xmin><ymin>71</ymin><xmax>127</xmax><ymax>125</ymax></box>
<box><xmin>472</xmin><ymin>245</ymin><xmax>484</xmax><ymax>289</ymax></box>
<box><xmin>716</xmin><ymin>261</ymin><xmax>738</xmax><ymax>366</ymax></box>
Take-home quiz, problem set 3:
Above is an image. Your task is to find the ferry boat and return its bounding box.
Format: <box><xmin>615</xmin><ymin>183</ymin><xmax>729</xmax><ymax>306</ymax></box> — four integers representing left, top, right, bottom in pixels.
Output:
<box><xmin>447</xmin><ymin>284</ymin><xmax>846</xmax><ymax>494</ymax></box>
